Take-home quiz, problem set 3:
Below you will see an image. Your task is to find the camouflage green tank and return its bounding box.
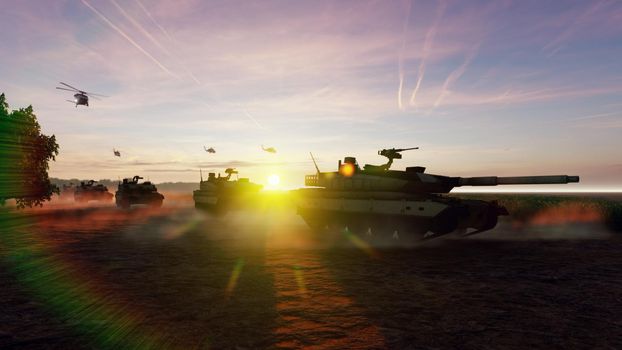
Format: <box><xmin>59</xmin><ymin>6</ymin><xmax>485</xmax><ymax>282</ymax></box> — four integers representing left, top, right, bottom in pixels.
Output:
<box><xmin>115</xmin><ymin>176</ymin><xmax>164</xmax><ymax>209</ymax></box>
<box><xmin>74</xmin><ymin>180</ymin><xmax>113</xmax><ymax>203</ymax></box>
<box><xmin>193</xmin><ymin>168</ymin><xmax>262</xmax><ymax>215</ymax></box>
<box><xmin>296</xmin><ymin>148</ymin><xmax>579</xmax><ymax>241</ymax></box>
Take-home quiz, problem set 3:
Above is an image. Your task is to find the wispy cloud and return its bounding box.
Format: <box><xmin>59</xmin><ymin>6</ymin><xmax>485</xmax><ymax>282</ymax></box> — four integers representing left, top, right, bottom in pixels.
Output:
<box><xmin>397</xmin><ymin>0</ymin><xmax>413</xmax><ymax>110</ymax></box>
<box><xmin>3</xmin><ymin>0</ymin><xmax>622</xmax><ymax>186</ymax></box>
<box><xmin>109</xmin><ymin>0</ymin><xmax>168</xmax><ymax>54</ymax></box>
<box><xmin>134</xmin><ymin>0</ymin><xmax>175</xmax><ymax>43</ymax></box>
<box><xmin>542</xmin><ymin>1</ymin><xmax>607</xmax><ymax>57</ymax></box>
<box><xmin>110</xmin><ymin>0</ymin><xmax>201</xmax><ymax>84</ymax></box>
<box><xmin>431</xmin><ymin>43</ymin><xmax>480</xmax><ymax>110</ymax></box>
<box><xmin>80</xmin><ymin>0</ymin><xmax>178</xmax><ymax>78</ymax></box>
<box><xmin>409</xmin><ymin>0</ymin><xmax>446</xmax><ymax>107</ymax></box>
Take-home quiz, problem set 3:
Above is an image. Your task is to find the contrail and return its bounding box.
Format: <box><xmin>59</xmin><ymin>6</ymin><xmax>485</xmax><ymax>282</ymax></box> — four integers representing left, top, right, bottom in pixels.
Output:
<box><xmin>432</xmin><ymin>44</ymin><xmax>479</xmax><ymax>109</ymax></box>
<box><xmin>110</xmin><ymin>0</ymin><xmax>171</xmax><ymax>57</ymax></box>
<box><xmin>111</xmin><ymin>0</ymin><xmax>201</xmax><ymax>84</ymax></box>
<box><xmin>409</xmin><ymin>0</ymin><xmax>446</xmax><ymax>106</ymax></box>
<box><xmin>243</xmin><ymin>109</ymin><xmax>265</xmax><ymax>130</ymax></box>
<box><xmin>397</xmin><ymin>0</ymin><xmax>413</xmax><ymax>110</ymax></box>
<box><xmin>542</xmin><ymin>0</ymin><xmax>605</xmax><ymax>57</ymax></box>
<box><xmin>80</xmin><ymin>0</ymin><xmax>177</xmax><ymax>78</ymax></box>
<box><xmin>398</xmin><ymin>74</ymin><xmax>405</xmax><ymax>110</ymax></box>
<box><xmin>134</xmin><ymin>0</ymin><xmax>175</xmax><ymax>43</ymax></box>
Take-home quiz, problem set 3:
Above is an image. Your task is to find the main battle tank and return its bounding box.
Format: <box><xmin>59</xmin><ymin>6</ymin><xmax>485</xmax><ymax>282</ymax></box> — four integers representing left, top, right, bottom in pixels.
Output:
<box><xmin>295</xmin><ymin>148</ymin><xmax>579</xmax><ymax>240</ymax></box>
<box><xmin>74</xmin><ymin>180</ymin><xmax>113</xmax><ymax>203</ymax></box>
<box><xmin>59</xmin><ymin>183</ymin><xmax>76</xmax><ymax>201</ymax></box>
<box><xmin>115</xmin><ymin>176</ymin><xmax>164</xmax><ymax>209</ymax></box>
<box><xmin>193</xmin><ymin>168</ymin><xmax>262</xmax><ymax>215</ymax></box>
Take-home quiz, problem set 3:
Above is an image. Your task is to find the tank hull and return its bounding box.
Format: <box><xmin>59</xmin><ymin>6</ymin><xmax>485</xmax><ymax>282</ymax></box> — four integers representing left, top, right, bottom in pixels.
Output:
<box><xmin>193</xmin><ymin>187</ymin><xmax>261</xmax><ymax>215</ymax></box>
<box><xmin>115</xmin><ymin>192</ymin><xmax>164</xmax><ymax>209</ymax></box>
<box><xmin>295</xmin><ymin>188</ymin><xmax>507</xmax><ymax>239</ymax></box>
<box><xmin>193</xmin><ymin>190</ymin><xmax>224</xmax><ymax>214</ymax></box>
<box><xmin>74</xmin><ymin>191</ymin><xmax>113</xmax><ymax>203</ymax></box>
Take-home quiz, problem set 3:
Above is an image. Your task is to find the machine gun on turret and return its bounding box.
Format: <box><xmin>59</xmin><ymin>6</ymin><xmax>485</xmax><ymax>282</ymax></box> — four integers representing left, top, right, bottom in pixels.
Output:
<box><xmin>221</xmin><ymin>168</ymin><xmax>238</xmax><ymax>181</ymax></box>
<box><xmin>364</xmin><ymin>147</ymin><xmax>419</xmax><ymax>172</ymax></box>
<box><xmin>130</xmin><ymin>175</ymin><xmax>143</xmax><ymax>184</ymax></box>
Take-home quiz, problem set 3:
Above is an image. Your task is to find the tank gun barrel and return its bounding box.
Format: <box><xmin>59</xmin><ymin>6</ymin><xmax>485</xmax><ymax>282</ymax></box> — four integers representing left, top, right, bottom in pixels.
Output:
<box><xmin>393</xmin><ymin>147</ymin><xmax>419</xmax><ymax>152</ymax></box>
<box><xmin>457</xmin><ymin>175</ymin><xmax>580</xmax><ymax>187</ymax></box>
<box><xmin>365</xmin><ymin>147</ymin><xmax>421</xmax><ymax>171</ymax></box>
<box><xmin>378</xmin><ymin>147</ymin><xmax>419</xmax><ymax>161</ymax></box>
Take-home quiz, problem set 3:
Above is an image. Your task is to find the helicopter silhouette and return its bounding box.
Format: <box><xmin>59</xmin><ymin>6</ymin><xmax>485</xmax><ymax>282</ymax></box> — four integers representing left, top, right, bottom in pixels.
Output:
<box><xmin>113</xmin><ymin>149</ymin><xmax>121</xmax><ymax>157</ymax></box>
<box><xmin>55</xmin><ymin>82</ymin><xmax>107</xmax><ymax>107</ymax></box>
<box><xmin>261</xmin><ymin>145</ymin><xmax>276</xmax><ymax>154</ymax></box>
<box><xmin>204</xmin><ymin>146</ymin><xmax>216</xmax><ymax>153</ymax></box>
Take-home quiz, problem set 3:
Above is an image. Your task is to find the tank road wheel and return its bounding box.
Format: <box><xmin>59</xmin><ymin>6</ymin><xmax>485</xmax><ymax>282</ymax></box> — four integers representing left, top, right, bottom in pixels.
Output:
<box><xmin>303</xmin><ymin>216</ymin><xmax>327</xmax><ymax>233</ymax></box>
<box><xmin>362</xmin><ymin>216</ymin><xmax>395</xmax><ymax>246</ymax></box>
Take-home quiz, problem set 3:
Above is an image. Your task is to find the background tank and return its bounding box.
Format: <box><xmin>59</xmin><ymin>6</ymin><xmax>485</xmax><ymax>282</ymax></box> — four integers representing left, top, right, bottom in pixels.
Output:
<box><xmin>59</xmin><ymin>182</ymin><xmax>76</xmax><ymax>201</ymax></box>
<box><xmin>193</xmin><ymin>168</ymin><xmax>262</xmax><ymax>215</ymax></box>
<box><xmin>115</xmin><ymin>176</ymin><xmax>164</xmax><ymax>209</ymax></box>
<box><xmin>296</xmin><ymin>148</ymin><xmax>579</xmax><ymax>240</ymax></box>
<box><xmin>74</xmin><ymin>180</ymin><xmax>113</xmax><ymax>203</ymax></box>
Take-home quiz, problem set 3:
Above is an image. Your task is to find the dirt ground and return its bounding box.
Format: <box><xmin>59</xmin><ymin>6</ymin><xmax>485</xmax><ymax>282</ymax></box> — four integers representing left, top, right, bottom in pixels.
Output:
<box><xmin>1</xmin><ymin>201</ymin><xmax>622</xmax><ymax>349</ymax></box>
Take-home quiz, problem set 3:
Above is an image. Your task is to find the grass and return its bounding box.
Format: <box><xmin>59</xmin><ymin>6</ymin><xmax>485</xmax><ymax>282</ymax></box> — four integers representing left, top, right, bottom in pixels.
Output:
<box><xmin>456</xmin><ymin>193</ymin><xmax>622</xmax><ymax>233</ymax></box>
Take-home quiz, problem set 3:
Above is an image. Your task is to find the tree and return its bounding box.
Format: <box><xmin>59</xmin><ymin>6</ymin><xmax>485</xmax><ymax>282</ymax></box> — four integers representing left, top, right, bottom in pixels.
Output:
<box><xmin>0</xmin><ymin>93</ymin><xmax>59</xmax><ymax>208</ymax></box>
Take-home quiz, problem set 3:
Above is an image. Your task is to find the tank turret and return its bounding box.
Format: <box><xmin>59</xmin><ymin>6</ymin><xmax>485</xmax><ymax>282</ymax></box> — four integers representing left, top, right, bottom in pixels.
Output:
<box><xmin>115</xmin><ymin>175</ymin><xmax>164</xmax><ymax>208</ymax></box>
<box><xmin>297</xmin><ymin>148</ymin><xmax>579</xmax><ymax>241</ymax></box>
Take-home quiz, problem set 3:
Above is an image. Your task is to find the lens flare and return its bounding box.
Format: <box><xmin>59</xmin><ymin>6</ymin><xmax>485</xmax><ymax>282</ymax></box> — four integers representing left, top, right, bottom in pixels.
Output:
<box><xmin>340</xmin><ymin>163</ymin><xmax>355</xmax><ymax>177</ymax></box>
<box><xmin>225</xmin><ymin>258</ymin><xmax>245</xmax><ymax>299</ymax></box>
<box><xmin>268</xmin><ymin>174</ymin><xmax>280</xmax><ymax>187</ymax></box>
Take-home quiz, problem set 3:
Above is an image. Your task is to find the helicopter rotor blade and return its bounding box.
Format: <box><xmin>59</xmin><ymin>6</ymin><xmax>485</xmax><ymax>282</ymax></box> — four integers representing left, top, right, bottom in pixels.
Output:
<box><xmin>84</xmin><ymin>92</ymin><xmax>108</xmax><ymax>98</ymax></box>
<box><xmin>59</xmin><ymin>82</ymin><xmax>81</xmax><ymax>92</ymax></box>
<box><xmin>56</xmin><ymin>87</ymin><xmax>77</xmax><ymax>92</ymax></box>
<box><xmin>66</xmin><ymin>100</ymin><xmax>76</xmax><ymax>104</ymax></box>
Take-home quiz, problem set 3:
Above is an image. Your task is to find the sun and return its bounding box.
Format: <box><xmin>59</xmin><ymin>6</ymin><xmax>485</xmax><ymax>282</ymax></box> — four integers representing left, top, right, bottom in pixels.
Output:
<box><xmin>268</xmin><ymin>174</ymin><xmax>280</xmax><ymax>187</ymax></box>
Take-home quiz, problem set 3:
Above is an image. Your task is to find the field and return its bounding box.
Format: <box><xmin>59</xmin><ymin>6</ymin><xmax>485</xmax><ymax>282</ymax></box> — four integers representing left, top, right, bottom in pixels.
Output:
<box><xmin>1</xmin><ymin>193</ymin><xmax>622</xmax><ymax>349</ymax></box>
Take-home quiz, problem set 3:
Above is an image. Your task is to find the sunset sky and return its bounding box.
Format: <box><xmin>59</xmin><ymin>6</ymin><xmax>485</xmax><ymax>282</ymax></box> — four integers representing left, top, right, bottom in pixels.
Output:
<box><xmin>1</xmin><ymin>0</ymin><xmax>621</xmax><ymax>190</ymax></box>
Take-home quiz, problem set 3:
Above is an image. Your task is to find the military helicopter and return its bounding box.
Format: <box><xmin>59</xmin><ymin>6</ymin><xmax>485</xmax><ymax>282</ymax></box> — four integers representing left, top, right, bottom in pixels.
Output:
<box><xmin>113</xmin><ymin>149</ymin><xmax>121</xmax><ymax>157</ymax></box>
<box><xmin>261</xmin><ymin>145</ymin><xmax>277</xmax><ymax>154</ymax></box>
<box><xmin>204</xmin><ymin>146</ymin><xmax>216</xmax><ymax>153</ymax></box>
<box><xmin>55</xmin><ymin>82</ymin><xmax>107</xmax><ymax>107</ymax></box>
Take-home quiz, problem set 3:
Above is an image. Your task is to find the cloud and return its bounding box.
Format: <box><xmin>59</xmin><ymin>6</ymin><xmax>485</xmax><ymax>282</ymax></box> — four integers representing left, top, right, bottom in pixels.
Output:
<box><xmin>3</xmin><ymin>0</ymin><xmax>622</xmax><ymax>186</ymax></box>
<box><xmin>542</xmin><ymin>1</ymin><xmax>607</xmax><ymax>57</ymax></box>
<box><xmin>130</xmin><ymin>161</ymin><xmax>179</xmax><ymax>166</ymax></box>
<box><xmin>409</xmin><ymin>0</ymin><xmax>447</xmax><ymax>107</ymax></box>
<box><xmin>431</xmin><ymin>43</ymin><xmax>480</xmax><ymax>110</ymax></box>
<box><xmin>397</xmin><ymin>0</ymin><xmax>413</xmax><ymax>110</ymax></box>
<box><xmin>80</xmin><ymin>0</ymin><xmax>178</xmax><ymax>78</ymax></box>
<box><xmin>144</xmin><ymin>168</ymin><xmax>196</xmax><ymax>172</ymax></box>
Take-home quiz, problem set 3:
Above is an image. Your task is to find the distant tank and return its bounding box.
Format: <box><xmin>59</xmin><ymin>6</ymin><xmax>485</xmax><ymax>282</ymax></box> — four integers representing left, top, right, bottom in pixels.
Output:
<box><xmin>296</xmin><ymin>148</ymin><xmax>579</xmax><ymax>240</ymax></box>
<box><xmin>193</xmin><ymin>168</ymin><xmax>262</xmax><ymax>215</ymax></box>
<box><xmin>59</xmin><ymin>183</ymin><xmax>76</xmax><ymax>201</ymax></box>
<box><xmin>115</xmin><ymin>176</ymin><xmax>164</xmax><ymax>209</ymax></box>
<box><xmin>74</xmin><ymin>180</ymin><xmax>113</xmax><ymax>203</ymax></box>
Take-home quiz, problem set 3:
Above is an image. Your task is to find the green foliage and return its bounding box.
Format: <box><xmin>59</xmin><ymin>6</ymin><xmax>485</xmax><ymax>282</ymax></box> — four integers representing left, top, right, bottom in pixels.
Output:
<box><xmin>0</xmin><ymin>93</ymin><xmax>59</xmax><ymax>208</ymax></box>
